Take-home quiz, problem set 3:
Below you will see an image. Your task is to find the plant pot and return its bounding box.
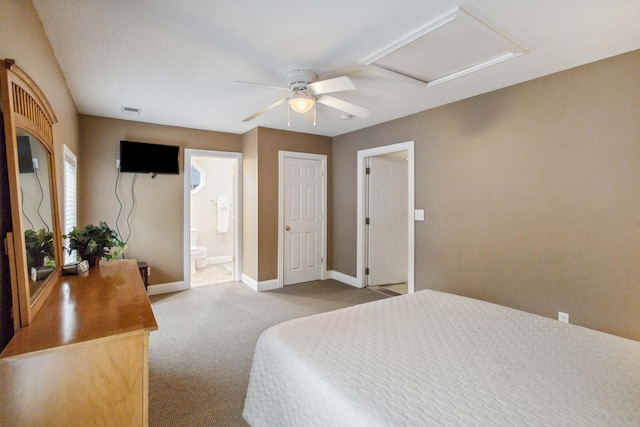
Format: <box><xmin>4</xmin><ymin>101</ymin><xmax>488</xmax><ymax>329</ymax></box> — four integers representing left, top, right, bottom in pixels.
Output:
<box><xmin>83</xmin><ymin>255</ymin><xmax>100</xmax><ymax>267</ymax></box>
<box><xmin>31</xmin><ymin>253</ymin><xmax>46</xmax><ymax>268</ymax></box>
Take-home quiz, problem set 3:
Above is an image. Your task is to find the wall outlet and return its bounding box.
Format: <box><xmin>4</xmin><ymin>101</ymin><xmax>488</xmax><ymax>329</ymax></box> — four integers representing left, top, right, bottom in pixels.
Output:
<box><xmin>558</xmin><ymin>312</ymin><xmax>569</xmax><ymax>323</ymax></box>
<box><xmin>414</xmin><ymin>209</ymin><xmax>425</xmax><ymax>221</ymax></box>
<box><xmin>116</xmin><ymin>159</ymin><xmax>120</xmax><ymax>169</ymax></box>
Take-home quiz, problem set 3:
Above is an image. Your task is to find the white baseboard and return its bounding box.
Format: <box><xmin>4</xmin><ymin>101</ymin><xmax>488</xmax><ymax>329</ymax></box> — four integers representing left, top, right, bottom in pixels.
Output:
<box><xmin>147</xmin><ymin>281</ymin><xmax>189</xmax><ymax>295</ymax></box>
<box><xmin>148</xmin><ymin>272</ymin><xmax>360</xmax><ymax>295</ymax></box>
<box><xmin>242</xmin><ymin>274</ymin><xmax>280</xmax><ymax>292</ymax></box>
<box><xmin>257</xmin><ymin>279</ymin><xmax>280</xmax><ymax>291</ymax></box>
<box><xmin>207</xmin><ymin>255</ymin><xmax>233</xmax><ymax>265</ymax></box>
<box><xmin>327</xmin><ymin>270</ymin><xmax>362</xmax><ymax>288</ymax></box>
<box><xmin>242</xmin><ymin>274</ymin><xmax>258</xmax><ymax>291</ymax></box>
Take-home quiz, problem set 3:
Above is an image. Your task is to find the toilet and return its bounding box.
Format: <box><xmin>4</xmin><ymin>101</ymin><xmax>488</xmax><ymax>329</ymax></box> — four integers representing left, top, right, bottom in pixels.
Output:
<box><xmin>190</xmin><ymin>228</ymin><xmax>207</xmax><ymax>272</ymax></box>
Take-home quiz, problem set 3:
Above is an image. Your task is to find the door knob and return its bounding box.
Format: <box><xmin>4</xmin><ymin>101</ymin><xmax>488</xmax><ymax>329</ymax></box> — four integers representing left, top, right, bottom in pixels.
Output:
<box><xmin>285</xmin><ymin>226</ymin><xmax>291</xmax><ymax>231</ymax></box>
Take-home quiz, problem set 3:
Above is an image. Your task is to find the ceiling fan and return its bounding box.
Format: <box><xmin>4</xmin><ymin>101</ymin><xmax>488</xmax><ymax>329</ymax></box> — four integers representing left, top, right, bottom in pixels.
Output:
<box><xmin>238</xmin><ymin>69</ymin><xmax>370</xmax><ymax>125</ymax></box>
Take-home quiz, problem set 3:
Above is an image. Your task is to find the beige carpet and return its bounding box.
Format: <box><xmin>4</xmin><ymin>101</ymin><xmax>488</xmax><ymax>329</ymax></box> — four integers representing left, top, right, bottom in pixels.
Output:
<box><xmin>148</xmin><ymin>279</ymin><xmax>391</xmax><ymax>426</ymax></box>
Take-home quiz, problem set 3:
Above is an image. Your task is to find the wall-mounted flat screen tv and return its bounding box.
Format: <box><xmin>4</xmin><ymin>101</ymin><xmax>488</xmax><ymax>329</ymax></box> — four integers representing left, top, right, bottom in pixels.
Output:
<box><xmin>119</xmin><ymin>140</ymin><xmax>180</xmax><ymax>175</ymax></box>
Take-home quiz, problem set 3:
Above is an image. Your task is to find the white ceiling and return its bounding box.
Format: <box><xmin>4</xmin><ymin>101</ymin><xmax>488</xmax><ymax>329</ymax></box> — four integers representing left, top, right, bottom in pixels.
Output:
<box><xmin>33</xmin><ymin>0</ymin><xmax>640</xmax><ymax>137</ymax></box>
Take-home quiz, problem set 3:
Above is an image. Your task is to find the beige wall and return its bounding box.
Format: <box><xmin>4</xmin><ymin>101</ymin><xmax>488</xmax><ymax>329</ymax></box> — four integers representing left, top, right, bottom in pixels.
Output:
<box><xmin>5</xmin><ymin>0</ymin><xmax>637</xmax><ymax>342</ymax></box>
<box><xmin>258</xmin><ymin>128</ymin><xmax>333</xmax><ymax>280</ymax></box>
<box><xmin>0</xmin><ymin>0</ymin><xmax>80</xmax><ymax>230</ymax></box>
<box><xmin>0</xmin><ymin>0</ymin><xmax>80</xmax><ymax>347</ymax></box>
<box><xmin>241</xmin><ymin>128</ymin><xmax>259</xmax><ymax>279</ymax></box>
<box><xmin>241</xmin><ymin>127</ymin><xmax>332</xmax><ymax>282</ymax></box>
<box><xmin>78</xmin><ymin>115</ymin><xmax>240</xmax><ymax>285</ymax></box>
<box><xmin>79</xmin><ymin>120</ymin><xmax>332</xmax><ymax>285</ymax></box>
<box><xmin>333</xmin><ymin>50</ymin><xmax>640</xmax><ymax>341</ymax></box>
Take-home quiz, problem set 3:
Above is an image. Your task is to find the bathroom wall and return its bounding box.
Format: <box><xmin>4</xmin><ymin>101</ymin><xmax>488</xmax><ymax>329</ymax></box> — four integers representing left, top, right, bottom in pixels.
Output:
<box><xmin>190</xmin><ymin>157</ymin><xmax>235</xmax><ymax>261</ymax></box>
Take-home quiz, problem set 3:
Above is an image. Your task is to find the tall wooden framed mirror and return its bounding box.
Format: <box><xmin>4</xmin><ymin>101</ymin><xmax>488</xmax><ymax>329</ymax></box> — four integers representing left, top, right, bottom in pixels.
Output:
<box><xmin>1</xmin><ymin>59</ymin><xmax>62</xmax><ymax>328</ymax></box>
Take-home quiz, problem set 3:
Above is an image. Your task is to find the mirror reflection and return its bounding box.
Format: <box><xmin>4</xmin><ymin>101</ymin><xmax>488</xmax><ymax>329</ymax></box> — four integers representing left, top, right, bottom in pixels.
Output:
<box><xmin>16</xmin><ymin>128</ymin><xmax>56</xmax><ymax>297</ymax></box>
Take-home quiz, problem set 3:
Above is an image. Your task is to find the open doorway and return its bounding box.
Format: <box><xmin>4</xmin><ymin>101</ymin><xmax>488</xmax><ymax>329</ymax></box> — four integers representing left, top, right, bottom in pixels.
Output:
<box><xmin>357</xmin><ymin>141</ymin><xmax>415</xmax><ymax>294</ymax></box>
<box><xmin>184</xmin><ymin>149</ymin><xmax>242</xmax><ymax>288</ymax></box>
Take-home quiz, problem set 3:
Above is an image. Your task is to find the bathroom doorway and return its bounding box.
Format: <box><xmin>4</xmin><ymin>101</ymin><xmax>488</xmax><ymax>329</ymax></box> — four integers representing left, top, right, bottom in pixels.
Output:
<box><xmin>183</xmin><ymin>149</ymin><xmax>242</xmax><ymax>288</ymax></box>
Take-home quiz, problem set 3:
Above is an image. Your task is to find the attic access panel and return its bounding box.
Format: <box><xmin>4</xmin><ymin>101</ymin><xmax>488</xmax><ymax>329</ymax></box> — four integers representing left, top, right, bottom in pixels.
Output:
<box><xmin>362</xmin><ymin>7</ymin><xmax>526</xmax><ymax>86</ymax></box>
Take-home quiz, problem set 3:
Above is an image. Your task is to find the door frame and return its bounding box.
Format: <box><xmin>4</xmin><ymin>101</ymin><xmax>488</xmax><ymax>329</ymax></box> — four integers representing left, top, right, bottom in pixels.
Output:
<box><xmin>357</xmin><ymin>141</ymin><xmax>415</xmax><ymax>292</ymax></box>
<box><xmin>183</xmin><ymin>149</ymin><xmax>243</xmax><ymax>288</ymax></box>
<box><xmin>277</xmin><ymin>151</ymin><xmax>327</xmax><ymax>287</ymax></box>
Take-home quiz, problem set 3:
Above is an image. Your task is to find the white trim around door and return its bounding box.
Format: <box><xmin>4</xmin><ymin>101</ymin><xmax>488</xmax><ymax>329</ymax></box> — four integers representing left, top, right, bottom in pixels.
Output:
<box><xmin>356</xmin><ymin>141</ymin><xmax>415</xmax><ymax>293</ymax></box>
<box><xmin>183</xmin><ymin>149</ymin><xmax>243</xmax><ymax>290</ymax></box>
<box><xmin>278</xmin><ymin>151</ymin><xmax>328</xmax><ymax>287</ymax></box>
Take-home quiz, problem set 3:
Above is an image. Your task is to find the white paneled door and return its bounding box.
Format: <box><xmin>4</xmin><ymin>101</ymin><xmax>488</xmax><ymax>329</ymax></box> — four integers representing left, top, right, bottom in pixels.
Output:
<box><xmin>282</xmin><ymin>155</ymin><xmax>325</xmax><ymax>286</ymax></box>
<box><xmin>367</xmin><ymin>156</ymin><xmax>408</xmax><ymax>286</ymax></box>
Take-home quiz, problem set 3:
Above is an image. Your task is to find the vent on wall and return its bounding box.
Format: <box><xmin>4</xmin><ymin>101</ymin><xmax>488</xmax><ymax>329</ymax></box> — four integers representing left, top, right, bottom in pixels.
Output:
<box><xmin>121</xmin><ymin>106</ymin><xmax>141</xmax><ymax>116</ymax></box>
<box><xmin>361</xmin><ymin>7</ymin><xmax>527</xmax><ymax>87</ymax></box>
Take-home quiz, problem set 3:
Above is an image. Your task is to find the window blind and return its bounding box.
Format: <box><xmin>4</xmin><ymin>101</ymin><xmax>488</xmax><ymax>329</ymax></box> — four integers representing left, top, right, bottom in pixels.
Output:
<box><xmin>63</xmin><ymin>145</ymin><xmax>77</xmax><ymax>264</ymax></box>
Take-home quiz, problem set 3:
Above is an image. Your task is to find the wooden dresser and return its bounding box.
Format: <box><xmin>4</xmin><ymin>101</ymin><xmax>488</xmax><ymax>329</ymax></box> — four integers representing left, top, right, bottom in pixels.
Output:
<box><xmin>0</xmin><ymin>260</ymin><xmax>158</xmax><ymax>426</ymax></box>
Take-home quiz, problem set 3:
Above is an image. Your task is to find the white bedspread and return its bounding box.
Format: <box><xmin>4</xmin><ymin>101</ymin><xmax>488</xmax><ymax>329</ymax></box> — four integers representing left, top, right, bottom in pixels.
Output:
<box><xmin>243</xmin><ymin>290</ymin><xmax>640</xmax><ymax>426</ymax></box>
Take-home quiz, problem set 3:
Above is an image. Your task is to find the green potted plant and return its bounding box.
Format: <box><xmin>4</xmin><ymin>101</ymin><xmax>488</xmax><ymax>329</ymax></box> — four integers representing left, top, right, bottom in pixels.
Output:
<box><xmin>63</xmin><ymin>221</ymin><xmax>126</xmax><ymax>266</ymax></box>
<box><xmin>24</xmin><ymin>228</ymin><xmax>55</xmax><ymax>267</ymax></box>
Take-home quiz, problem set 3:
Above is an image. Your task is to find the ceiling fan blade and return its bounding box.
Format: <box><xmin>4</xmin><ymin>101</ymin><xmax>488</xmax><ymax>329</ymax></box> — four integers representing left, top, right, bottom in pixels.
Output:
<box><xmin>317</xmin><ymin>95</ymin><xmax>370</xmax><ymax>118</ymax></box>
<box><xmin>242</xmin><ymin>98</ymin><xmax>288</xmax><ymax>122</ymax></box>
<box><xmin>308</xmin><ymin>76</ymin><xmax>355</xmax><ymax>95</ymax></box>
<box><xmin>236</xmin><ymin>81</ymin><xmax>291</xmax><ymax>92</ymax></box>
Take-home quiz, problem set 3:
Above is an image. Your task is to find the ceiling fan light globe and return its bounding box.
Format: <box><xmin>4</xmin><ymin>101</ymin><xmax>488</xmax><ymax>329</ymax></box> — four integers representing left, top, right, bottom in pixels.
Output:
<box><xmin>289</xmin><ymin>95</ymin><xmax>315</xmax><ymax>113</ymax></box>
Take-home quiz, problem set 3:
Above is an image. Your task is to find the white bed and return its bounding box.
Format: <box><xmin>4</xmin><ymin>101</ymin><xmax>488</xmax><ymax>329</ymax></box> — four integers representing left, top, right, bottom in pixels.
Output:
<box><xmin>243</xmin><ymin>289</ymin><xmax>640</xmax><ymax>426</ymax></box>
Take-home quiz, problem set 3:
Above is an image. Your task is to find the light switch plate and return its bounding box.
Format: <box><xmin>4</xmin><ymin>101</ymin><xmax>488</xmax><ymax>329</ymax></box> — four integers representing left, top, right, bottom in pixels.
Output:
<box><xmin>414</xmin><ymin>209</ymin><xmax>425</xmax><ymax>221</ymax></box>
